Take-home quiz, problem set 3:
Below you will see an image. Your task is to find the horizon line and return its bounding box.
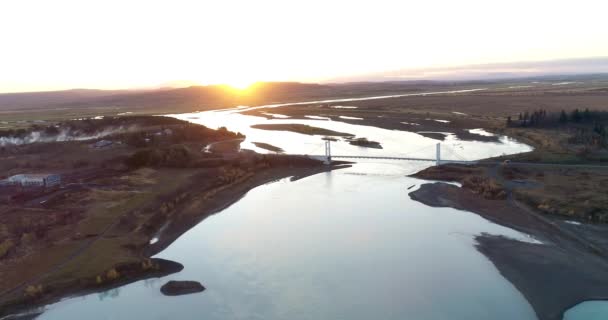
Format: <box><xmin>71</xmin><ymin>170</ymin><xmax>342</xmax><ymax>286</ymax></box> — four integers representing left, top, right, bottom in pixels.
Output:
<box><xmin>2</xmin><ymin>56</ymin><xmax>608</xmax><ymax>95</ymax></box>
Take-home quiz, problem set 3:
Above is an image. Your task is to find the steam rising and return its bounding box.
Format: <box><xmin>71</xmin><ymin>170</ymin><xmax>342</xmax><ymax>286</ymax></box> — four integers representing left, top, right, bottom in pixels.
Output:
<box><xmin>0</xmin><ymin>126</ymin><xmax>134</xmax><ymax>146</ymax></box>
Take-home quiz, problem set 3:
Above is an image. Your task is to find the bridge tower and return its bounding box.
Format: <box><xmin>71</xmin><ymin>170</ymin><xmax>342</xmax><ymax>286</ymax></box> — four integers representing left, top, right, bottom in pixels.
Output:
<box><xmin>436</xmin><ymin>143</ymin><xmax>441</xmax><ymax>166</ymax></box>
<box><xmin>323</xmin><ymin>138</ymin><xmax>332</xmax><ymax>164</ymax></box>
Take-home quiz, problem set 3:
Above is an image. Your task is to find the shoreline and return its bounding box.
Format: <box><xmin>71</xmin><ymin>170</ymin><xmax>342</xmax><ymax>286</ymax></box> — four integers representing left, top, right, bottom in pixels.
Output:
<box><xmin>409</xmin><ymin>181</ymin><xmax>608</xmax><ymax>320</ymax></box>
<box><xmin>144</xmin><ymin>162</ymin><xmax>350</xmax><ymax>257</ymax></box>
<box><xmin>0</xmin><ymin>159</ymin><xmax>350</xmax><ymax>318</ymax></box>
<box><xmin>0</xmin><ymin>258</ymin><xmax>184</xmax><ymax>319</ymax></box>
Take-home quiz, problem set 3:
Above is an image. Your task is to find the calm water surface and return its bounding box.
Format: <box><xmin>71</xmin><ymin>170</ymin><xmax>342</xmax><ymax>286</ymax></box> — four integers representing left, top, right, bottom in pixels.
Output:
<box><xmin>33</xmin><ymin>106</ymin><xmax>544</xmax><ymax>320</ymax></box>
<box><xmin>564</xmin><ymin>301</ymin><xmax>608</xmax><ymax>320</ymax></box>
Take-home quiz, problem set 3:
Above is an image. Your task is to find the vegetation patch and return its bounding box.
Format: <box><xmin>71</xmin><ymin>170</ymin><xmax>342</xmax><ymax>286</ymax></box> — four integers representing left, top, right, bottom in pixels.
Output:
<box><xmin>347</xmin><ymin>137</ymin><xmax>382</xmax><ymax>149</ymax></box>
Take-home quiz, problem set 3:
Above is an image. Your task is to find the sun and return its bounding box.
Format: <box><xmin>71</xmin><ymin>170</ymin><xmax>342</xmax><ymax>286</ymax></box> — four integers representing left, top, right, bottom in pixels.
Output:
<box><xmin>226</xmin><ymin>79</ymin><xmax>255</xmax><ymax>91</ymax></box>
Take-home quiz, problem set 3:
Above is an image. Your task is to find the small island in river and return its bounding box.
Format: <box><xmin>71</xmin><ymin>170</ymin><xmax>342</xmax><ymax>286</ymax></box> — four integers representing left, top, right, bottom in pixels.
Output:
<box><xmin>252</xmin><ymin>141</ymin><xmax>284</xmax><ymax>153</ymax></box>
<box><xmin>160</xmin><ymin>280</ymin><xmax>205</xmax><ymax>296</ymax></box>
<box><xmin>347</xmin><ymin>137</ymin><xmax>382</xmax><ymax>149</ymax></box>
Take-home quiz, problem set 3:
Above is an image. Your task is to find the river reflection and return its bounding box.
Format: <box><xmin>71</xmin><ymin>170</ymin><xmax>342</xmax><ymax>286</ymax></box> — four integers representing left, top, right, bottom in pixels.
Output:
<box><xmin>97</xmin><ymin>289</ymin><xmax>120</xmax><ymax>301</ymax></box>
<box><xmin>564</xmin><ymin>301</ymin><xmax>608</xmax><ymax>320</ymax></box>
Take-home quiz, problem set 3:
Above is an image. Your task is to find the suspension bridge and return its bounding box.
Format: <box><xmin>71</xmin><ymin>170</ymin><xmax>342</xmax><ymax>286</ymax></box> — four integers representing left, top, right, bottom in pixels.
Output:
<box><xmin>298</xmin><ymin>139</ymin><xmax>476</xmax><ymax>165</ymax></box>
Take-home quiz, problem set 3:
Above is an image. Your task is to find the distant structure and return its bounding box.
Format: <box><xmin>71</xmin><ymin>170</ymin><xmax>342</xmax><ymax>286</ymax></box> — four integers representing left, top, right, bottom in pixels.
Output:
<box><xmin>436</xmin><ymin>143</ymin><xmax>441</xmax><ymax>166</ymax></box>
<box><xmin>322</xmin><ymin>137</ymin><xmax>333</xmax><ymax>164</ymax></box>
<box><xmin>6</xmin><ymin>174</ymin><xmax>61</xmax><ymax>187</ymax></box>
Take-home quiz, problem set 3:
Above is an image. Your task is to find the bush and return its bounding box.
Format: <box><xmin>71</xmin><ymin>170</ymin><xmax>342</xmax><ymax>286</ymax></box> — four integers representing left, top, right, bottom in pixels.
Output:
<box><xmin>141</xmin><ymin>258</ymin><xmax>157</xmax><ymax>270</ymax></box>
<box><xmin>0</xmin><ymin>224</ymin><xmax>9</xmax><ymax>238</ymax></box>
<box><xmin>20</xmin><ymin>232</ymin><xmax>35</xmax><ymax>245</ymax></box>
<box><xmin>125</xmin><ymin>145</ymin><xmax>196</xmax><ymax>168</ymax></box>
<box><xmin>24</xmin><ymin>284</ymin><xmax>43</xmax><ymax>297</ymax></box>
<box><xmin>463</xmin><ymin>176</ymin><xmax>506</xmax><ymax>200</ymax></box>
<box><xmin>0</xmin><ymin>239</ymin><xmax>15</xmax><ymax>259</ymax></box>
<box><xmin>106</xmin><ymin>268</ymin><xmax>120</xmax><ymax>280</ymax></box>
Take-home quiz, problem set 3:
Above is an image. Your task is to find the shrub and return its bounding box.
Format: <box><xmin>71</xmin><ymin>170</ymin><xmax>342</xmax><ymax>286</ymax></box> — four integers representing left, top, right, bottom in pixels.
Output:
<box><xmin>106</xmin><ymin>268</ymin><xmax>120</xmax><ymax>280</ymax></box>
<box><xmin>20</xmin><ymin>232</ymin><xmax>35</xmax><ymax>245</ymax></box>
<box><xmin>0</xmin><ymin>239</ymin><xmax>15</xmax><ymax>259</ymax></box>
<box><xmin>0</xmin><ymin>224</ymin><xmax>9</xmax><ymax>238</ymax></box>
<box><xmin>141</xmin><ymin>258</ymin><xmax>156</xmax><ymax>270</ymax></box>
<box><xmin>24</xmin><ymin>285</ymin><xmax>43</xmax><ymax>297</ymax></box>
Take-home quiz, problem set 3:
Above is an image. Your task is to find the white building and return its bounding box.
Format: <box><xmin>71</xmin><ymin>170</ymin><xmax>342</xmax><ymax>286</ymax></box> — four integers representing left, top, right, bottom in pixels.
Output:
<box><xmin>7</xmin><ymin>174</ymin><xmax>61</xmax><ymax>187</ymax></box>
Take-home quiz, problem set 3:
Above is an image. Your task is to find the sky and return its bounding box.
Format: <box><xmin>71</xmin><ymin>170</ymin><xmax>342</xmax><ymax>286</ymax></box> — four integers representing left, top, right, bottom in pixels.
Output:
<box><xmin>1</xmin><ymin>0</ymin><xmax>607</xmax><ymax>93</ymax></box>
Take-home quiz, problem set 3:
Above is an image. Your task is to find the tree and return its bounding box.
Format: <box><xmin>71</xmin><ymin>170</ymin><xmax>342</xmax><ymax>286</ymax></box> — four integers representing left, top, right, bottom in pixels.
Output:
<box><xmin>106</xmin><ymin>268</ymin><xmax>120</xmax><ymax>280</ymax></box>
<box><xmin>571</xmin><ymin>109</ymin><xmax>582</xmax><ymax>122</ymax></box>
<box><xmin>24</xmin><ymin>285</ymin><xmax>43</xmax><ymax>297</ymax></box>
<box><xmin>559</xmin><ymin>110</ymin><xmax>568</xmax><ymax>124</ymax></box>
<box><xmin>522</xmin><ymin>111</ymin><xmax>529</xmax><ymax>127</ymax></box>
<box><xmin>0</xmin><ymin>239</ymin><xmax>15</xmax><ymax>259</ymax></box>
<box><xmin>584</xmin><ymin>108</ymin><xmax>592</xmax><ymax>121</ymax></box>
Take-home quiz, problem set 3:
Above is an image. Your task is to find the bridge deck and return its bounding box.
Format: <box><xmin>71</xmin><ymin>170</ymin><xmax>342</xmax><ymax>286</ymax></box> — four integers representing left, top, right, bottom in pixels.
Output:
<box><xmin>302</xmin><ymin>154</ymin><xmax>475</xmax><ymax>164</ymax></box>
<box><xmin>332</xmin><ymin>155</ymin><xmax>435</xmax><ymax>161</ymax></box>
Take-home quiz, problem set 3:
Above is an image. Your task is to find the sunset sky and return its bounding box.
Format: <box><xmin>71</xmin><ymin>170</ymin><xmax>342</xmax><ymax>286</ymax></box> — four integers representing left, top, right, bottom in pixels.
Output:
<box><xmin>1</xmin><ymin>0</ymin><xmax>607</xmax><ymax>93</ymax></box>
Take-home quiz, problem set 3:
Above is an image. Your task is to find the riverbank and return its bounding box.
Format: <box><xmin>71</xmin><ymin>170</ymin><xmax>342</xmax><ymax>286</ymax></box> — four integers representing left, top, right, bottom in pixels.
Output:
<box><xmin>409</xmin><ymin>175</ymin><xmax>608</xmax><ymax>320</ymax></box>
<box><xmin>144</xmin><ymin>161</ymin><xmax>350</xmax><ymax>257</ymax></box>
<box><xmin>0</xmin><ymin>158</ymin><xmax>349</xmax><ymax>318</ymax></box>
<box><xmin>0</xmin><ymin>258</ymin><xmax>184</xmax><ymax>319</ymax></box>
<box><xmin>0</xmin><ymin>115</ymin><xmax>351</xmax><ymax>317</ymax></box>
<box><xmin>407</xmin><ymin>106</ymin><xmax>608</xmax><ymax>319</ymax></box>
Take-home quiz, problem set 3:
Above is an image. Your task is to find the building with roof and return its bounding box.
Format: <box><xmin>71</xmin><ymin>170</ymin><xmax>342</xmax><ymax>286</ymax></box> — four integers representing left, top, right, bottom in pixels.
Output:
<box><xmin>6</xmin><ymin>174</ymin><xmax>61</xmax><ymax>187</ymax></box>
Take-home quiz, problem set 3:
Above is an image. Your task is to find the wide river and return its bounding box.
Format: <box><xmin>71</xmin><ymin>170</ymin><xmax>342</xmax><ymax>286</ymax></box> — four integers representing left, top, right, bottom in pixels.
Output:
<box><xmin>25</xmin><ymin>100</ymin><xmax>599</xmax><ymax>320</ymax></box>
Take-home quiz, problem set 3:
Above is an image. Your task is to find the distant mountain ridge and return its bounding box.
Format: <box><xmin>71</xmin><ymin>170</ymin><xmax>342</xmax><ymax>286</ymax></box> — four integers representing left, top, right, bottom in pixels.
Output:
<box><xmin>0</xmin><ymin>81</ymin><xmax>438</xmax><ymax>113</ymax></box>
<box><xmin>0</xmin><ymin>83</ymin><xmax>327</xmax><ymax>111</ymax></box>
<box><xmin>1</xmin><ymin>70</ymin><xmax>608</xmax><ymax>118</ymax></box>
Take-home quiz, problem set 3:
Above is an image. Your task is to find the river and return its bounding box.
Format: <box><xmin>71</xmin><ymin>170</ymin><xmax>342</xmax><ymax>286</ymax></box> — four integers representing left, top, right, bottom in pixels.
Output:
<box><xmin>28</xmin><ymin>101</ymin><xmax>596</xmax><ymax>320</ymax></box>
